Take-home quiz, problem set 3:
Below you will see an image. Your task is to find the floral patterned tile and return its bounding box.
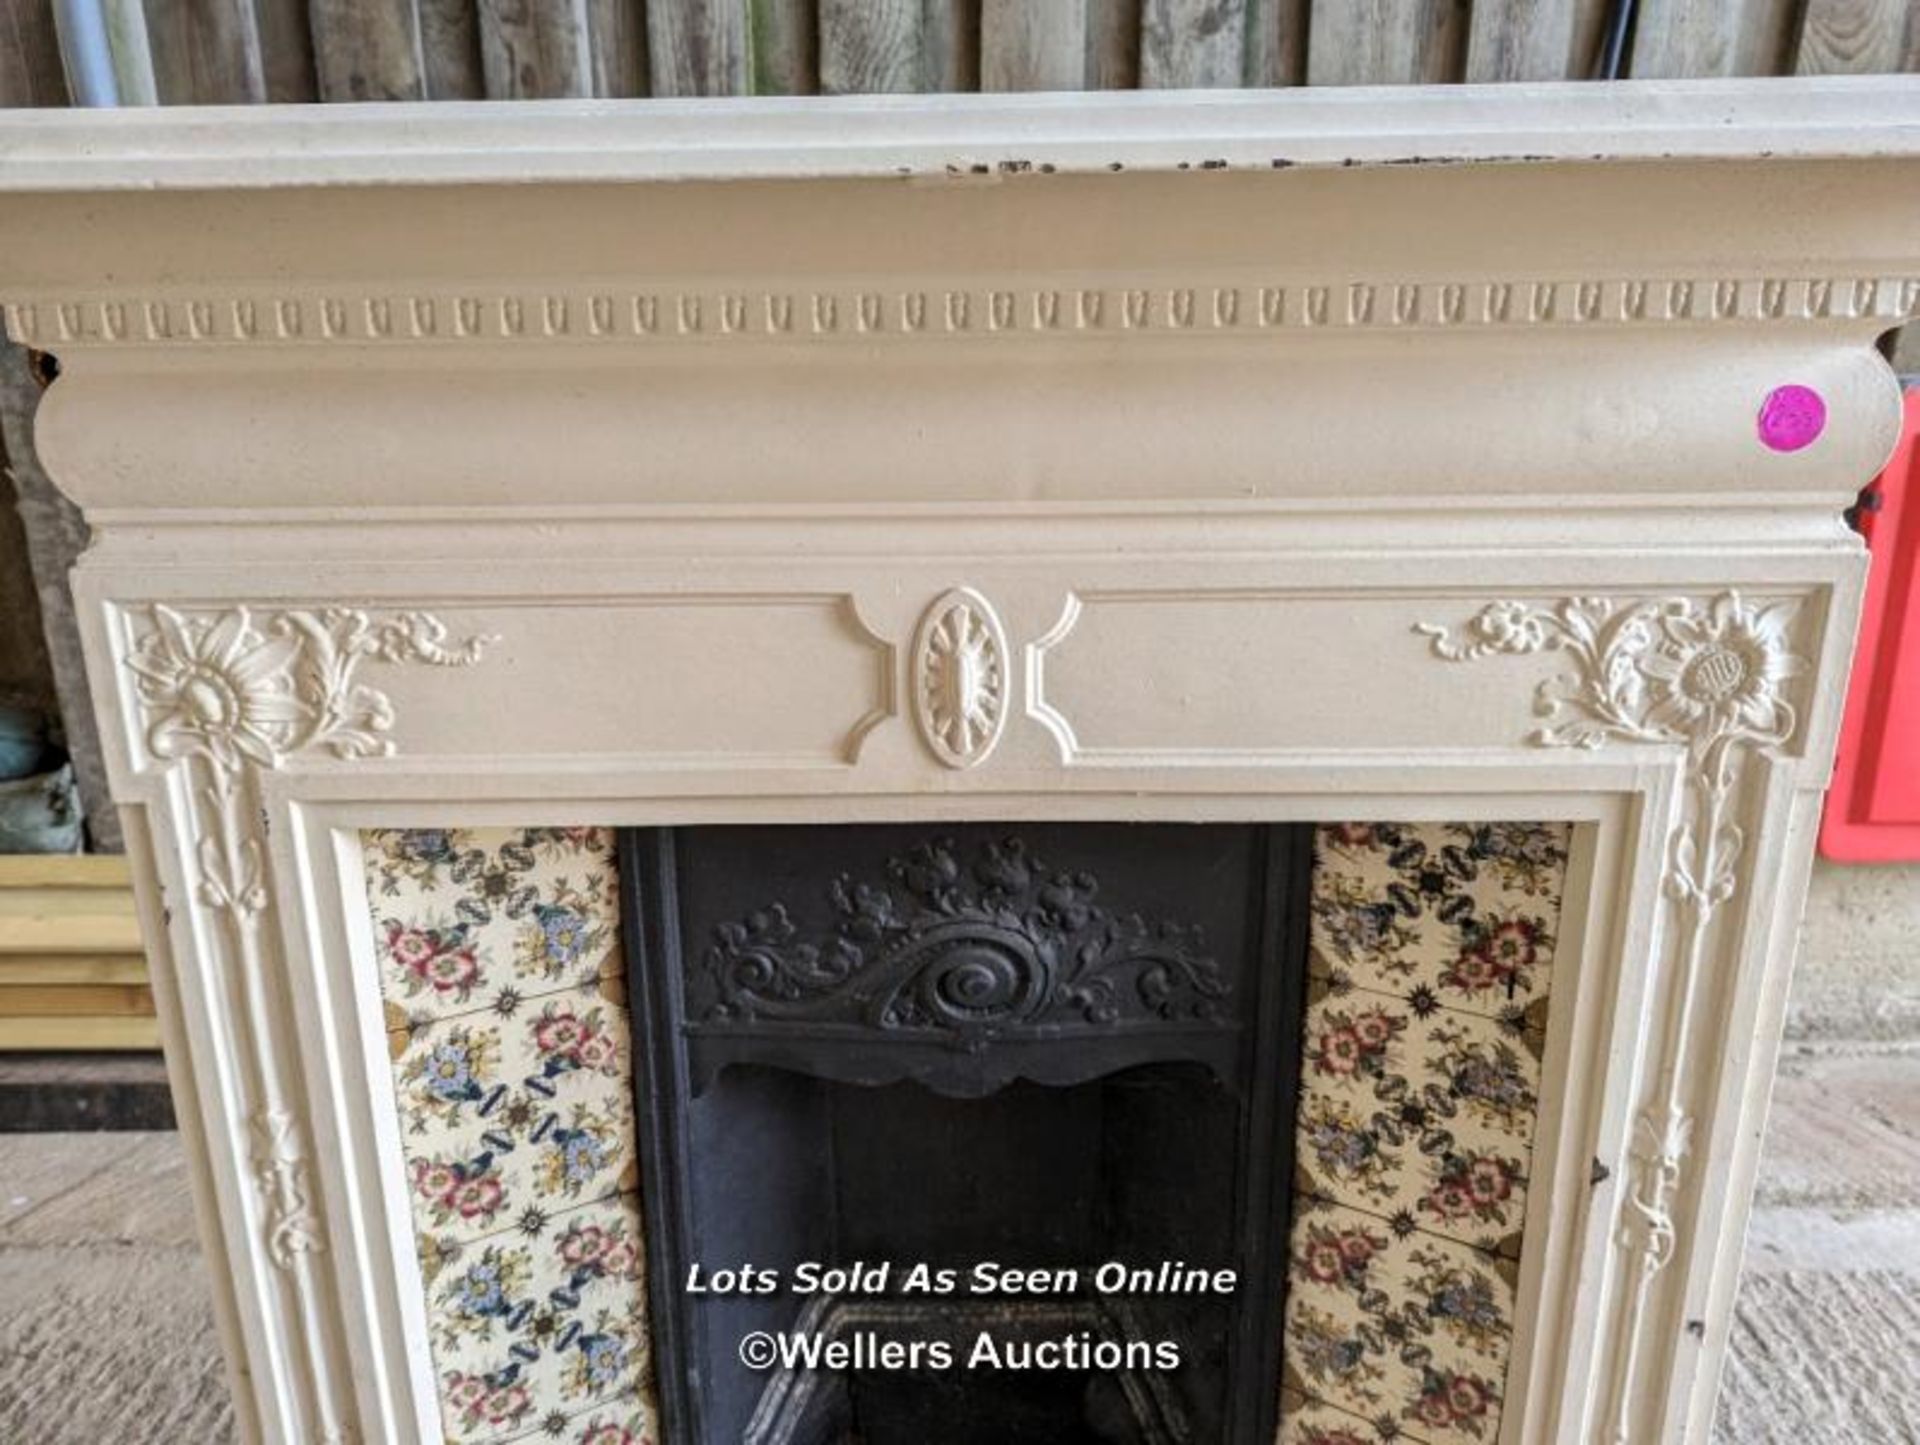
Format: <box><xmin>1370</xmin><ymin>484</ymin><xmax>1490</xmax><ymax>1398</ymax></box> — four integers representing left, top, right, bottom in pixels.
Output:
<box><xmin>1295</xmin><ymin>992</ymin><xmax>1535</xmax><ymax>1251</ymax></box>
<box><xmin>1278</xmin><ymin>1388</ymin><xmax>1432</xmax><ymax>1445</ymax></box>
<box><xmin>393</xmin><ymin>968</ymin><xmax>637</xmax><ymax>1252</ymax></box>
<box><xmin>363</xmin><ymin>827</ymin><xmax>660</xmax><ymax>1445</ymax></box>
<box><xmin>1301</xmin><ymin>977</ymin><xmax>1545</xmax><ymax>1148</ymax></box>
<box><xmin>1309</xmin><ymin>822</ymin><xmax>1569</xmax><ymax>1022</ymax></box>
<box><xmin>434</xmin><ymin>1192</ymin><xmax>654</xmax><ymax>1443</ymax></box>
<box><xmin>366</xmin><ymin>827</ymin><xmax>624</xmax><ymax>1028</ymax></box>
<box><xmin>1282</xmin><ymin>1198</ymin><xmax>1515</xmax><ymax>1443</ymax></box>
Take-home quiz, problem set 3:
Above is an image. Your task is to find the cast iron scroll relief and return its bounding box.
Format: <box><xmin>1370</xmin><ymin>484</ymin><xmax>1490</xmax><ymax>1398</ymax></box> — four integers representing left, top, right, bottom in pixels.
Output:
<box><xmin>703</xmin><ymin>835</ymin><xmax>1227</xmax><ymax>1043</ymax></box>
<box><xmin>912</xmin><ymin>588</ymin><xmax>1009</xmax><ymax>769</ymax></box>
<box><xmin>1415</xmin><ymin>592</ymin><xmax>1805</xmax><ymax>1444</ymax></box>
<box><xmin>124</xmin><ymin>605</ymin><xmax>493</xmax><ymax>1444</ymax></box>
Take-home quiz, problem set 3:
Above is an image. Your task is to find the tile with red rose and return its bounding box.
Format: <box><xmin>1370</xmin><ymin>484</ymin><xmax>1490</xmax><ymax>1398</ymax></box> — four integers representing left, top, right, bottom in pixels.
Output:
<box><xmin>1282</xmin><ymin>1197</ymin><xmax>1516</xmax><ymax>1442</ymax></box>
<box><xmin>1294</xmin><ymin>983</ymin><xmax>1538</xmax><ymax>1249</ymax></box>
<box><xmin>365</xmin><ymin>827</ymin><xmax>624</xmax><ymax>1029</ymax></box>
<box><xmin>1309</xmin><ymin>822</ymin><xmax>1569</xmax><ymax>1023</ymax></box>
<box><xmin>361</xmin><ymin>827</ymin><xmax>660</xmax><ymax>1445</ymax></box>
<box><xmin>433</xmin><ymin>1193</ymin><xmax>655</xmax><ymax>1444</ymax></box>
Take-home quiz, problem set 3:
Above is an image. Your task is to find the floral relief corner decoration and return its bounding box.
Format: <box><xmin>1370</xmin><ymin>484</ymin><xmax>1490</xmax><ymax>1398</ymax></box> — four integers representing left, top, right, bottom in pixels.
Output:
<box><xmin>1412</xmin><ymin>590</ymin><xmax>1807</xmax><ymax>1443</ymax></box>
<box><xmin>128</xmin><ymin>604</ymin><xmax>496</xmax><ymax>769</ymax></box>
<box><xmin>119</xmin><ymin>606</ymin><xmax>494</xmax><ymax>1314</ymax></box>
<box><xmin>1280</xmin><ymin>820</ymin><xmax>1570</xmax><ymax>1445</ymax></box>
<box><xmin>364</xmin><ymin>826</ymin><xmax>660</xmax><ymax>1445</ymax></box>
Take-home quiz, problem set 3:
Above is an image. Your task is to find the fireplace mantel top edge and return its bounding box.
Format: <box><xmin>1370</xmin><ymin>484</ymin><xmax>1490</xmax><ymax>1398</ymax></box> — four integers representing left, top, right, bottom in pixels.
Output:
<box><xmin>0</xmin><ymin>77</ymin><xmax>1916</xmax><ymax>192</ymax></box>
<box><xmin>9</xmin><ymin>79</ymin><xmax>1918</xmax><ymax>521</ymax></box>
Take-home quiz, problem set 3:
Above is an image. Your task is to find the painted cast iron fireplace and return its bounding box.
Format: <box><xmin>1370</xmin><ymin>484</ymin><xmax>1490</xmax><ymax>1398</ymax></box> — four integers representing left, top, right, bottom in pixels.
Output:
<box><xmin>621</xmin><ymin>823</ymin><xmax>1313</xmax><ymax>1445</ymax></box>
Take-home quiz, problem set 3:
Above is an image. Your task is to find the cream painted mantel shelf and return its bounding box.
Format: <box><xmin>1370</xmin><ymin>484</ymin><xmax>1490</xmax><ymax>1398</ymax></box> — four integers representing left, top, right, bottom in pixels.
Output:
<box><xmin>1</xmin><ymin>78</ymin><xmax>1916</xmax><ymax>1445</ymax></box>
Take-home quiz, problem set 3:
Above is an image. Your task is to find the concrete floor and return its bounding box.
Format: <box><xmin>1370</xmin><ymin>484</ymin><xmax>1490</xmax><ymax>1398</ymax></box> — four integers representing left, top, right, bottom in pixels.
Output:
<box><xmin>0</xmin><ymin>1045</ymin><xmax>1915</xmax><ymax>1441</ymax></box>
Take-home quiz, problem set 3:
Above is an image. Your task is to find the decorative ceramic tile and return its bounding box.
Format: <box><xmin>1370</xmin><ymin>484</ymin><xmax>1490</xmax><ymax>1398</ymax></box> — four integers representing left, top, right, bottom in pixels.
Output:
<box><xmin>367</xmin><ymin>828</ymin><xmax>623</xmax><ymax>1028</ymax></box>
<box><xmin>361</xmin><ymin>827</ymin><xmax>660</xmax><ymax>1445</ymax></box>
<box><xmin>1295</xmin><ymin>978</ymin><xmax>1539</xmax><ymax>1250</ymax></box>
<box><xmin>1281</xmin><ymin>1197</ymin><xmax>1515</xmax><ymax>1441</ymax></box>
<box><xmin>1309</xmin><ymin>823</ymin><xmax>1570</xmax><ymax>1022</ymax></box>
<box><xmin>397</xmin><ymin>982</ymin><xmax>639</xmax><ymax>1251</ymax></box>
<box><xmin>1278</xmin><ymin>1387</ymin><xmax>1432</xmax><ymax>1445</ymax></box>
<box><xmin>1280</xmin><ymin>822</ymin><xmax>1570</xmax><ymax>1445</ymax></box>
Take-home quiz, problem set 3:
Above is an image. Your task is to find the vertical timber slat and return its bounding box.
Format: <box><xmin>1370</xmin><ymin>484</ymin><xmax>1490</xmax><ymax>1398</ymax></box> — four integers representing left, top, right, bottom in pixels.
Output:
<box><xmin>982</xmin><ymin>0</ymin><xmax>1089</xmax><ymax>90</ymax></box>
<box><xmin>1465</xmin><ymin>0</ymin><xmax>1580</xmax><ymax>79</ymax></box>
<box><xmin>1306</xmin><ymin>0</ymin><xmax>1466</xmax><ymax>84</ymax></box>
<box><xmin>1631</xmin><ymin>0</ymin><xmax>1742</xmax><ymax>75</ymax></box>
<box><xmin>478</xmin><ymin>0</ymin><xmax>594</xmax><ymax>96</ymax></box>
<box><xmin>589</xmin><ymin>0</ymin><xmax>650</xmax><ymax>95</ymax></box>
<box><xmin>1141</xmin><ymin>0</ymin><xmax>1247</xmax><ymax>86</ymax></box>
<box><xmin>921</xmin><ymin>0</ymin><xmax>980</xmax><ymax>90</ymax></box>
<box><xmin>1087</xmin><ymin>0</ymin><xmax>1142</xmax><ymax>88</ymax></box>
<box><xmin>0</xmin><ymin>0</ymin><xmax>71</xmax><ymax>105</ymax></box>
<box><xmin>420</xmin><ymin>0</ymin><xmax>488</xmax><ymax>98</ymax></box>
<box><xmin>647</xmin><ymin>0</ymin><xmax>748</xmax><ymax>94</ymax></box>
<box><xmin>1243</xmin><ymin>0</ymin><xmax>1308</xmax><ymax>84</ymax></box>
<box><xmin>1734</xmin><ymin>0</ymin><xmax>1807</xmax><ymax>74</ymax></box>
<box><xmin>142</xmin><ymin>0</ymin><xmax>266</xmax><ymax>102</ymax></box>
<box><xmin>253</xmin><ymin>0</ymin><xmax>317</xmax><ymax>98</ymax></box>
<box><xmin>312</xmin><ymin>0</ymin><xmax>429</xmax><ymax>99</ymax></box>
<box><xmin>819</xmin><ymin>0</ymin><xmax>921</xmax><ymax>93</ymax></box>
<box><xmin>1794</xmin><ymin>0</ymin><xmax>1918</xmax><ymax>73</ymax></box>
<box><xmin>749</xmin><ymin>0</ymin><xmax>814</xmax><ymax>93</ymax></box>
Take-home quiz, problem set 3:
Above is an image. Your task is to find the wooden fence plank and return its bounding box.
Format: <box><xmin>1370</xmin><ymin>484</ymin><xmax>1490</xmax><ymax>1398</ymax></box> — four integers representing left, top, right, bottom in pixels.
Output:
<box><xmin>820</xmin><ymin>0</ymin><xmax>921</xmax><ymax>91</ymax></box>
<box><xmin>648</xmin><ymin>0</ymin><xmax>748</xmax><ymax>93</ymax></box>
<box><xmin>254</xmin><ymin>0</ymin><xmax>317</xmax><ymax>97</ymax></box>
<box><xmin>312</xmin><ymin>0</ymin><xmax>429</xmax><ymax>98</ymax></box>
<box><xmin>1465</xmin><ymin>0</ymin><xmax>1579</xmax><ymax>79</ymax></box>
<box><xmin>479</xmin><ymin>0</ymin><xmax>594</xmax><ymax>95</ymax></box>
<box><xmin>983</xmin><ymin>0</ymin><xmax>1088</xmax><ymax>89</ymax></box>
<box><xmin>1306</xmin><ymin>0</ymin><xmax>1465</xmax><ymax>84</ymax></box>
<box><xmin>921</xmin><ymin>0</ymin><xmax>980</xmax><ymax>89</ymax></box>
<box><xmin>1795</xmin><ymin>0</ymin><xmax>1916</xmax><ymax>72</ymax></box>
<box><xmin>590</xmin><ymin>0</ymin><xmax>651</xmax><ymax>93</ymax></box>
<box><xmin>1142</xmin><ymin>0</ymin><xmax>1246</xmax><ymax>85</ymax></box>
<box><xmin>144</xmin><ymin>0</ymin><xmax>266</xmax><ymax>101</ymax></box>
<box><xmin>1244</xmin><ymin>0</ymin><xmax>1307</xmax><ymax>84</ymax></box>
<box><xmin>1631</xmin><ymin>0</ymin><xmax>1801</xmax><ymax>75</ymax></box>
<box><xmin>749</xmin><ymin>0</ymin><xmax>814</xmax><ymax>92</ymax></box>
<box><xmin>1735</xmin><ymin>0</ymin><xmax>1805</xmax><ymax>73</ymax></box>
<box><xmin>0</xmin><ymin>0</ymin><xmax>70</xmax><ymax>106</ymax></box>
<box><xmin>420</xmin><ymin>0</ymin><xmax>489</xmax><ymax>97</ymax></box>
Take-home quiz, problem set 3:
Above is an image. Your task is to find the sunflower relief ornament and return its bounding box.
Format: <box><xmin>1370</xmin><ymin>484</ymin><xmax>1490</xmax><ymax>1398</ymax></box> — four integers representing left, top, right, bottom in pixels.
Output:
<box><xmin>1414</xmin><ymin>590</ymin><xmax>1807</xmax><ymax>1445</ymax></box>
<box><xmin>127</xmin><ymin>605</ymin><xmax>495</xmax><ymax>769</ymax></box>
<box><xmin>1414</xmin><ymin>592</ymin><xmax>1802</xmax><ymax>761</ymax></box>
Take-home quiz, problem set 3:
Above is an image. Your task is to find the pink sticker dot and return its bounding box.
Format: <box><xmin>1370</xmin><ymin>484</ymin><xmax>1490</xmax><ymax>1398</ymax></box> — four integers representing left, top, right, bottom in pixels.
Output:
<box><xmin>1758</xmin><ymin>384</ymin><xmax>1826</xmax><ymax>453</ymax></box>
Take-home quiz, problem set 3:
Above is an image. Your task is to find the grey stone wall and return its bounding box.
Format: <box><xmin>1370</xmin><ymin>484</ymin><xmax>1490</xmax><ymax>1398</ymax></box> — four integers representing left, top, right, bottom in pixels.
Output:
<box><xmin>1794</xmin><ymin>860</ymin><xmax>1920</xmax><ymax>1043</ymax></box>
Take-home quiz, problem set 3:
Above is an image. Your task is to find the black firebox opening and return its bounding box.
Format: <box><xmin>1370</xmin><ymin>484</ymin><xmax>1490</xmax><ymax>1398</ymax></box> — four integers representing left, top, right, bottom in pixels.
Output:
<box><xmin>621</xmin><ymin>823</ymin><xmax>1313</xmax><ymax>1445</ymax></box>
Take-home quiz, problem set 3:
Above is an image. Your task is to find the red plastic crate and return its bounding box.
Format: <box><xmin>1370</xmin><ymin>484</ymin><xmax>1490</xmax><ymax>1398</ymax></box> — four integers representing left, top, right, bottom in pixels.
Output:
<box><xmin>1821</xmin><ymin>388</ymin><xmax>1920</xmax><ymax>861</ymax></box>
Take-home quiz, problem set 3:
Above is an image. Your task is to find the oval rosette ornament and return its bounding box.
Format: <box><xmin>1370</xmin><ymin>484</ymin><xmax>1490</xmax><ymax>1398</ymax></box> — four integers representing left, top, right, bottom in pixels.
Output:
<box><xmin>912</xmin><ymin>587</ymin><xmax>1009</xmax><ymax>769</ymax></box>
